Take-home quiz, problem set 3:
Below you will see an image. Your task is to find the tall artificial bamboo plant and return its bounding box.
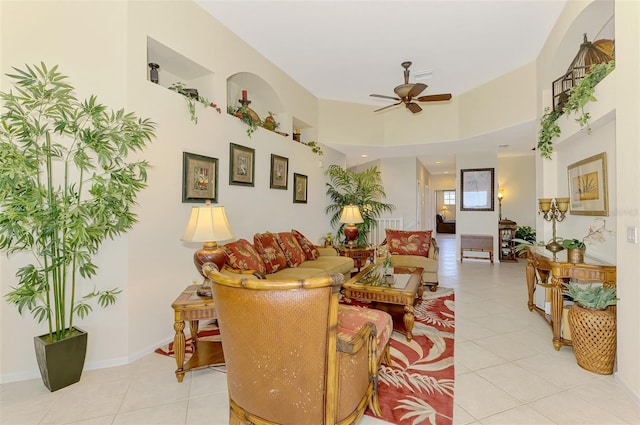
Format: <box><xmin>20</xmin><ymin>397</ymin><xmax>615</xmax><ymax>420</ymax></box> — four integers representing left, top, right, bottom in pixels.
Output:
<box><xmin>0</xmin><ymin>63</ymin><xmax>156</xmax><ymax>342</ymax></box>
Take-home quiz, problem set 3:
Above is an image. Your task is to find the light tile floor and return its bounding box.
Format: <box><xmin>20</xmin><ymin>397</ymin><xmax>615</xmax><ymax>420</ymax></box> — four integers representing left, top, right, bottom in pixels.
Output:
<box><xmin>1</xmin><ymin>234</ymin><xmax>638</xmax><ymax>424</ymax></box>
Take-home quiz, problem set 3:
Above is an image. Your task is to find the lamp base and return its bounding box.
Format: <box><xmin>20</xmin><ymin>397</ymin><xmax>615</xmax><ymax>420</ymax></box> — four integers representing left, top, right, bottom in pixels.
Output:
<box><xmin>546</xmin><ymin>239</ymin><xmax>565</xmax><ymax>254</ymax></box>
<box><xmin>193</xmin><ymin>242</ymin><xmax>226</xmax><ymax>298</ymax></box>
<box><xmin>343</xmin><ymin>224</ymin><xmax>359</xmax><ymax>247</ymax></box>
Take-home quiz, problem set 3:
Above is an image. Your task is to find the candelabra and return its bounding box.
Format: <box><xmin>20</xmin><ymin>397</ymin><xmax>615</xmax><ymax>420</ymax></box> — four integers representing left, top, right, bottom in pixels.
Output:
<box><xmin>538</xmin><ymin>197</ymin><xmax>570</xmax><ymax>254</ymax></box>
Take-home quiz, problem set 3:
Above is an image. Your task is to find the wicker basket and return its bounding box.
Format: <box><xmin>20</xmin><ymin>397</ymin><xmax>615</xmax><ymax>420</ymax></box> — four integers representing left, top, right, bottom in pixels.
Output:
<box><xmin>568</xmin><ymin>303</ymin><xmax>616</xmax><ymax>374</ymax></box>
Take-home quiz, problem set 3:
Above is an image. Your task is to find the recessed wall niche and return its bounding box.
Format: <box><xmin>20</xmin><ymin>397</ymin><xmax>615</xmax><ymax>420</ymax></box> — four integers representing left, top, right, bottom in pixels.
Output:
<box><xmin>227</xmin><ymin>72</ymin><xmax>289</xmax><ymax>136</ymax></box>
<box><xmin>146</xmin><ymin>36</ymin><xmax>215</xmax><ymax>104</ymax></box>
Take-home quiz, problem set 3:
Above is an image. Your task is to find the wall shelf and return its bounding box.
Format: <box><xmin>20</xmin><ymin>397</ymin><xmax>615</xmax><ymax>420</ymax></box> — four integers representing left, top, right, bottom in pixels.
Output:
<box><xmin>146</xmin><ymin>36</ymin><xmax>215</xmax><ymax>105</ymax></box>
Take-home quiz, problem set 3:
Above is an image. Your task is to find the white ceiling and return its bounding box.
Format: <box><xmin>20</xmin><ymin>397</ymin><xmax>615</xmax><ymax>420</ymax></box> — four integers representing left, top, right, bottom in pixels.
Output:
<box><xmin>196</xmin><ymin>0</ymin><xmax>568</xmax><ymax>173</ymax></box>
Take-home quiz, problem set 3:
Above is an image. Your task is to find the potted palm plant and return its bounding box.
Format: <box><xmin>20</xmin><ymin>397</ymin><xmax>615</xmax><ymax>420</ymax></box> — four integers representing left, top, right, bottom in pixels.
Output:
<box><xmin>325</xmin><ymin>165</ymin><xmax>394</xmax><ymax>246</ymax></box>
<box><xmin>0</xmin><ymin>63</ymin><xmax>156</xmax><ymax>391</ymax></box>
<box><xmin>563</xmin><ymin>283</ymin><xmax>617</xmax><ymax>374</ymax></box>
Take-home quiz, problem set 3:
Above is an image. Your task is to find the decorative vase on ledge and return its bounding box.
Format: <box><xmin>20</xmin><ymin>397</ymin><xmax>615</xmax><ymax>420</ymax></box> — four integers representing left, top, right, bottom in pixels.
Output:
<box><xmin>567</xmin><ymin>248</ymin><xmax>585</xmax><ymax>264</ymax></box>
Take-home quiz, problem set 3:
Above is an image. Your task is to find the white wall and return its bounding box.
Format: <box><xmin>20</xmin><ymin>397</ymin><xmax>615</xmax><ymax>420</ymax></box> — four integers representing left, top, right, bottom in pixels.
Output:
<box><xmin>456</xmin><ymin>152</ymin><xmax>500</xmax><ymax>259</ymax></box>
<box><xmin>535</xmin><ymin>0</ymin><xmax>639</xmax><ymax>400</ymax></box>
<box><xmin>0</xmin><ymin>0</ymin><xmax>345</xmax><ymax>382</ymax></box>
<box><xmin>613</xmin><ymin>0</ymin><xmax>640</xmax><ymax>400</ymax></box>
<box><xmin>498</xmin><ymin>155</ymin><xmax>537</xmax><ymax>228</ymax></box>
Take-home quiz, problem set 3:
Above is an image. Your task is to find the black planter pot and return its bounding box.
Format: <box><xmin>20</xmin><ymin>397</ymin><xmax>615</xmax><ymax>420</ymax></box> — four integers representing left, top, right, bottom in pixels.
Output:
<box><xmin>34</xmin><ymin>327</ymin><xmax>88</xmax><ymax>392</ymax></box>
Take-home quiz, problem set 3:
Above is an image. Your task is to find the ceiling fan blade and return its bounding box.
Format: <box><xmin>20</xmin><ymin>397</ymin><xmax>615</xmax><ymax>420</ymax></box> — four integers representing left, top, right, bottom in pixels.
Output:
<box><xmin>373</xmin><ymin>102</ymin><xmax>402</xmax><ymax>113</ymax></box>
<box><xmin>406</xmin><ymin>102</ymin><xmax>422</xmax><ymax>113</ymax></box>
<box><xmin>408</xmin><ymin>83</ymin><xmax>427</xmax><ymax>98</ymax></box>
<box><xmin>417</xmin><ymin>93</ymin><xmax>453</xmax><ymax>102</ymax></box>
<box><xmin>370</xmin><ymin>94</ymin><xmax>401</xmax><ymax>101</ymax></box>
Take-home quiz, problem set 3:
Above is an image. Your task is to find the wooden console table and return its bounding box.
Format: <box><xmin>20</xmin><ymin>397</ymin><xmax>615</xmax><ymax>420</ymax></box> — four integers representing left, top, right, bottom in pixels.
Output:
<box><xmin>525</xmin><ymin>246</ymin><xmax>616</xmax><ymax>350</ymax></box>
<box><xmin>171</xmin><ymin>285</ymin><xmax>225</xmax><ymax>382</ymax></box>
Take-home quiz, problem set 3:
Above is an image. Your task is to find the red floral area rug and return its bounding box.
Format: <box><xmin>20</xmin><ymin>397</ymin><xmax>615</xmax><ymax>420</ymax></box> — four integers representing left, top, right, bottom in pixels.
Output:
<box><xmin>365</xmin><ymin>287</ymin><xmax>455</xmax><ymax>425</ymax></box>
<box><xmin>155</xmin><ymin>288</ymin><xmax>455</xmax><ymax>425</ymax></box>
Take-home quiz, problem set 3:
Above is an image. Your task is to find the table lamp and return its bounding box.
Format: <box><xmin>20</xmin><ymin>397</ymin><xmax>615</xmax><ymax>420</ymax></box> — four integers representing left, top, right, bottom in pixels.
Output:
<box><xmin>182</xmin><ymin>200</ymin><xmax>235</xmax><ymax>297</ymax></box>
<box><xmin>340</xmin><ymin>205</ymin><xmax>364</xmax><ymax>247</ymax></box>
<box><xmin>497</xmin><ymin>189</ymin><xmax>504</xmax><ymax>220</ymax></box>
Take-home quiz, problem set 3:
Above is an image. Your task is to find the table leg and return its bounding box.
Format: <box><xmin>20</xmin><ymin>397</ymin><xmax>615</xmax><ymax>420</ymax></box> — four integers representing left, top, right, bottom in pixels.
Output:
<box><xmin>189</xmin><ymin>319</ymin><xmax>199</xmax><ymax>350</ymax></box>
<box><xmin>403</xmin><ymin>305</ymin><xmax>415</xmax><ymax>342</ymax></box>
<box><xmin>173</xmin><ymin>318</ymin><xmax>186</xmax><ymax>382</ymax></box>
<box><xmin>551</xmin><ymin>276</ymin><xmax>564</xmax><ymax>351</ymax></box>
<box><xmin>526</xmin><ymin>258</ymin><xmax>535</xmax><ymax>311</ymax></box>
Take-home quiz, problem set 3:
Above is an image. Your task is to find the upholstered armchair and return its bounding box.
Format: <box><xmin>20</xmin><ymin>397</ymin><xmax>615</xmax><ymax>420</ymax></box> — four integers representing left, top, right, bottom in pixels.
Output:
<box><xmin>204</xmin><ymin>264</ymin><xmax>391</xmax><ymax>425</ymax></box>
<box><xmin>378</xmin><ymin>229</ymin><xmax>440</xmax><ymax>291</ymax></box>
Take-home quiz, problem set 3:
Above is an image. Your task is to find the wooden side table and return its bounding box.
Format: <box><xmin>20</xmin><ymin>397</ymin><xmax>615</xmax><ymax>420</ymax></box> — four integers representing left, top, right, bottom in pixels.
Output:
<box><xmin>171</xmin><ymin>285</ymin><xmax>225</xmax><ymax>382</ymax></box>
<box><xmin>337</xmin><ymin>245</ymin><xmax>375</xmax><ymax>273</ymax></box>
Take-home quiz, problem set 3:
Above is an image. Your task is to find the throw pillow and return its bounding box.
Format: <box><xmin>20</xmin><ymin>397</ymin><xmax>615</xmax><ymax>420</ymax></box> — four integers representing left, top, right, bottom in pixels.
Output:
<box><xmin>292</xmin><ymin>229</ymin><xmax>320</xmax><ymax>260</ymax></box>
<box><xmin>223</xmin><ymin>239</ymin><xmax>266</xmax><ymax>273</ymax></box>
<box><xmin>253</xmin><ymin>232</ymin><xmax>288</xmax><ymax>274</ymax></box>
<box><xmin>277</xmin><ymin>232</ymin><xmax>307</xmax><ymax>267</ymax></box>
<box><xmin>385</xmin><ymin>229</ymin><xmax>433</xmax><ymax>257</ymax></box>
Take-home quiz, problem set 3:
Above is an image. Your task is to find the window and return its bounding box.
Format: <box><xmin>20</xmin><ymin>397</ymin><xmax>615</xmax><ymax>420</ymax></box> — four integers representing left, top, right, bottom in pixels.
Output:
<box><xmin>443</xmin><ymin>190</ymin><xmax>456</xmax><ymax>205</ymax></box>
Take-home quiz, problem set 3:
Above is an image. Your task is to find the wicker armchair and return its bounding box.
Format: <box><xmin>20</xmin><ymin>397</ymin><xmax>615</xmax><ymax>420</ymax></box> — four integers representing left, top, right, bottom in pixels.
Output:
<box><xmin>204</xmin><ymin>265</ymin><xmax>388</xmax><ymax>424</ymax></box>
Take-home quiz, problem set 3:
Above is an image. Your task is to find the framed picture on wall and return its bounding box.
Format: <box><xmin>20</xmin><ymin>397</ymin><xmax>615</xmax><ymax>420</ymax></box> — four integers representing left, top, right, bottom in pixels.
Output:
<box><xmin>270</xmin><ymin>154</ymin><xmax>289</xmax><ymax>190</ymax></box>
<box><xmin>460</xmin><ymin>168</ymin><xmax>495</xmax><ymax>211</ymax></box>
<box><xmin>293</xmin><ymin>173</ymin><xmax>308</xmax><ymax>204</ymax></box>
<box><xmin>229</xmin><ymin>143</ymin><xmax>255</xmax><ymax>187</ymax></box>
<box><xmin>567</xmin><ymin>152</ymin><xmax>608</xmax><ymax>216</ymax></box>
<box><xmin>182</xmin><ymin>152</ymin><xmax>218</xmax><ymax>203</ymax></box>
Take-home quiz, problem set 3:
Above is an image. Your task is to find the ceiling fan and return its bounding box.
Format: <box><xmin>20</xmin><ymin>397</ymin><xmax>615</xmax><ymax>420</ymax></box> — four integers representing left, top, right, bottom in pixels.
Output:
<box><xmin>370</xmin><ymin>61</ymin><xmax>452</xmax><ymax>113</ymax></box>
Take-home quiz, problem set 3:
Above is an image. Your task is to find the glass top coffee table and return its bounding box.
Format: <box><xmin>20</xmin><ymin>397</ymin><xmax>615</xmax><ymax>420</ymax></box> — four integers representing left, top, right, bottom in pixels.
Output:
<box><xmin>342</xmin><ymin>263</ymin><xmax>424</xmax><ymax>341</ymax></box>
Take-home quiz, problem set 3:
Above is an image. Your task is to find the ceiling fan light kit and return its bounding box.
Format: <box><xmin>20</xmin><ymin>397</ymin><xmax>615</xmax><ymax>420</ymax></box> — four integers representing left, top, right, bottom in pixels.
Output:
<box><xmin>371</xmin><ymin>61</ymin><xmax>452</xmax><ymax>114</ymax></box>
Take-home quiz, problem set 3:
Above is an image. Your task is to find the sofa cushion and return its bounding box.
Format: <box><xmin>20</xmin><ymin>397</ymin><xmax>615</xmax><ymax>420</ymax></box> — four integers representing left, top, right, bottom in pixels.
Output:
<box><xmin>277</xmin><ymin>232</ymin><xmax>307</xmax><ymax>267</ymax></box>
<box><xmin>223</xmin><ymin>239</ymin><xmax>266</xmax><ymax>274</ymax></box>
<box><xmin>386</xmin><ymin>229</ymin><xmax>433</xmax><ymax>257</ymax></box>
<box><xmin>298</xmin><ymin>255</ymin><xmax>354</xmax><ymax>276</ymax></box>
<box><xmin>254</xmin><ymin>232</ymin><xmax>288</xmax><ymax>274</ymax></box>
<box><xmin>338</xmin><ymin>304</ymin><xmax>393</xmax><ymax>361</ymax></box>
<box><xmin>292</xmin><ymin>229</ymin><xmax>320</xmax><ymax>260</ymax></box>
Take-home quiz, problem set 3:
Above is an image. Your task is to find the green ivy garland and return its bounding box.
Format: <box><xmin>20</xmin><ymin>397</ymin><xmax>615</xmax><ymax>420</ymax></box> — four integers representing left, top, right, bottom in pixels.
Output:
<box><xmin>227</xmin><ymin>105</ymin><xmax>259</xmax><ymax>137</ymax></box>
<box><xmin>537</xmin><ymin>60</ymin><xmax>615</xmax><ymax>159</ymax></box>
<box><xmin>169</xmin><ymin>82</ymin><xmax>221</xmax><ymax>124</ymax></box>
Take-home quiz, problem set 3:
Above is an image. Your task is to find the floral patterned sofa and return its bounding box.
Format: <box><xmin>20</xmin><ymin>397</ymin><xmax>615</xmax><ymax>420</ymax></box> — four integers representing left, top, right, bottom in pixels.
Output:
<box><xmin>220</xmin><ymin>229</ymin><xmax>354</xmax><ymax>280</ymax></box>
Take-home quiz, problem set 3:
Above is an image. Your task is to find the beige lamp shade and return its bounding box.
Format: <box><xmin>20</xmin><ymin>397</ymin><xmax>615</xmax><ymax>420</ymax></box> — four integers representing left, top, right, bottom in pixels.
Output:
<box><xmin>182</xmin><ymin>204</ymin><xmax>235</xmax><ymax>243</ymax></box>
<box><xmin>339</xmin><ymin>205</ymin><xmax>364</xmax><ymax>224</ymax></box>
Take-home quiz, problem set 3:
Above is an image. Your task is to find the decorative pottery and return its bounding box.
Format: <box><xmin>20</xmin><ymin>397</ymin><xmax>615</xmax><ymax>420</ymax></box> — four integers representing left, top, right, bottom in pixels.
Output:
<box><xmin>568</xmin><ymin>304</ymin><xmax>616</xmax><ymax>374</ymax></box>
<box><xmin>34</xmin><ymin>327</ymin><xmax>88</xmax><ymax>391</ymax></box>
<box><xmin>567</xmin><ymin>247</ymin><xmax>585</xmax><ymax>263</ymax></box>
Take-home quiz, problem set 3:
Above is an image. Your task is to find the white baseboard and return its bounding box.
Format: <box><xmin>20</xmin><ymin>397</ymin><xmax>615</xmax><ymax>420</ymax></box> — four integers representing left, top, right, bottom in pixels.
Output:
<box><xmin>1</xmin><ymin>334</ymin><xmax>176</xmax><ymax>385</ymax></box>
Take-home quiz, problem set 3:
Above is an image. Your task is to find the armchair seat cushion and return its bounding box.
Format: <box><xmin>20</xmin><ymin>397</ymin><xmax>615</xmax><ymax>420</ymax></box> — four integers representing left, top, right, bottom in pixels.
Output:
<box><xmin>391</xmin><ymin>254</ymin><xmax>438</xmax><ymax>274</ymax></box>
<box><xmin>338</xmin><ymin>305</ymin><xmax>393</xmax><ymax>361</ymax></box>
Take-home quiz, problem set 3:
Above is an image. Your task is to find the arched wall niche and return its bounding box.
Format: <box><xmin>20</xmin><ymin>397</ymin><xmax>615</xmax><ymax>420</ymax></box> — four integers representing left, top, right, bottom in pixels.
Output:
<box><xmin>545</xmin><ymin>0</ymin><xmax>615</xmax><ymax>86</ymax></box>
<box><xmin>227</xmin><ymin>71</ymin><xmax>290</xmax><ymax>136</ymax></box>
